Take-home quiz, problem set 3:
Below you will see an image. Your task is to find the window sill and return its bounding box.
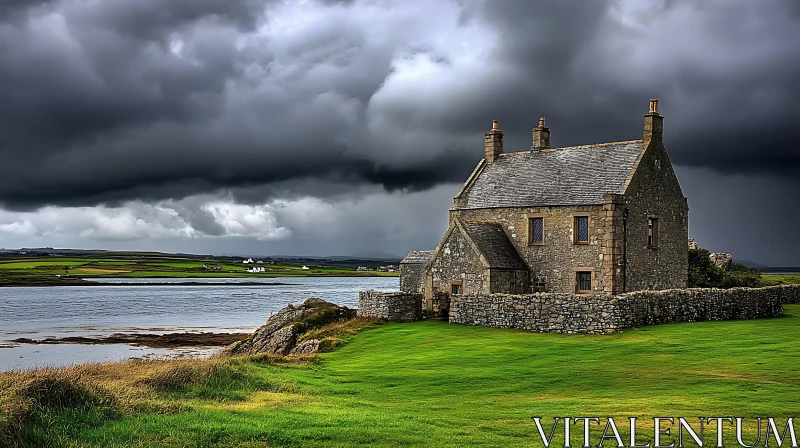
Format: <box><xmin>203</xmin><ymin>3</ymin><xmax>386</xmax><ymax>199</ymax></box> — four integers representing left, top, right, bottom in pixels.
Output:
<box><xmin>528</xmin><ymin>242</ymin><xmax>545</xmax><ymax>247</ymax></box>
<box><xmin>573</xmin><ymin>242</ymin><xmax>589</xmax><ymax>246</ymax></box>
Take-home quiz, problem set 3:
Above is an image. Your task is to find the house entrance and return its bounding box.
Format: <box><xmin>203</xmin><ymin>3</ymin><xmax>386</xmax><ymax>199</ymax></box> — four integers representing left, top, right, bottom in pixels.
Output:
<box><xmin>429</xmin><ymin>291</ymin><xmax>451</xmax><ymax>320</ymax></box>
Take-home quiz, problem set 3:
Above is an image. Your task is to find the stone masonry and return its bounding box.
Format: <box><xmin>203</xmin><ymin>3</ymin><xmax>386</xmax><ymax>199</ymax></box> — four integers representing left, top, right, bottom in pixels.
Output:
<box><xmin>447</xmin><ymin>285</ymin><xmax>799</xmax><ymax>334</ymax></box>
<box><xmin>357</xmin><ymin>290</ymin><xmax>422</xmax><ymax>322</ymax></box>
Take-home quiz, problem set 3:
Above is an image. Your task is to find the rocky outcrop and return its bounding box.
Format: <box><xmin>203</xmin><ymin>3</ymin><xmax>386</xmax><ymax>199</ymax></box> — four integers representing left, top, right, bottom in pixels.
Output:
<box><xmin>221</xmin><ymin>298</ymin><xmax>354</xmax><ymax>356</ymax></box>
<box><xmin>289</xmin><ymin>339</ymin><xmax>321</xmax><ymax>355</ymax></box>
<box><xmin>709</xmin><ymin>253</ymin><xmax>733</xmax><ymax>271</ymax></box>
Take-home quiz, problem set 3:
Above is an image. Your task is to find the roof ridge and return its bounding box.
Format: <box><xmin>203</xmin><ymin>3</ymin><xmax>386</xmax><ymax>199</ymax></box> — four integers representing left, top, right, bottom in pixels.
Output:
<box><xmin>499</xmin><ymin>139</ymin><xmax>643</xmax><ymax>156</ymax></box>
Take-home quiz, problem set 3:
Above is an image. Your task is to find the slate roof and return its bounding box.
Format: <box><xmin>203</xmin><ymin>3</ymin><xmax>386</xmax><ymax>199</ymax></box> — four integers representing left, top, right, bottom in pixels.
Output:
<box><xmin>461</xmin><ymin>222</ymin><xmax>528</xmax><ymax>271</ymax></box>
<box><xmin>452</xmin><ymin>140</ymin><xmax>644</xmax><ymax>210</ymax></box>
<box><xmin>401</xmin><ymin>250</ymin><xmax>433</xmax><ymax>264</ymax></box>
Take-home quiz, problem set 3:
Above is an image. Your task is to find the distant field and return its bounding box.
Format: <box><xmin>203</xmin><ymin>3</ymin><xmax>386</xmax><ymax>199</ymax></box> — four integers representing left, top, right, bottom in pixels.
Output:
<box><xmin>0</xmin><ymin>256</ymin><xmax>398</xmax><ymax>286</ymax></box>
<box><xmin>761</xmin><ymin>273</ymin><xmax>800</xmax><ymax>286</ymax></box>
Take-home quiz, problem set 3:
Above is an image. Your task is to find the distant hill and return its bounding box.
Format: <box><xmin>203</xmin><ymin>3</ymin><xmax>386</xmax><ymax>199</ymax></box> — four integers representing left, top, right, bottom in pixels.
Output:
<box><xmin>338</xmin><ymin>251</ymin><xmax>401</xmax><ymax>261</ymax></box>
<box><xmin>737</xmin><ymin>259</ymin><xmax>769</xmax><ymax>269</ymax></box>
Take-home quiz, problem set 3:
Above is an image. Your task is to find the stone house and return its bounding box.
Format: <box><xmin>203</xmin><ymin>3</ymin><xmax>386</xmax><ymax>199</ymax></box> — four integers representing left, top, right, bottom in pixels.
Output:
<box><xmin>402</xmin><ymin>99</ymin><xmax>688</xmax><ymax>297</ymax></box>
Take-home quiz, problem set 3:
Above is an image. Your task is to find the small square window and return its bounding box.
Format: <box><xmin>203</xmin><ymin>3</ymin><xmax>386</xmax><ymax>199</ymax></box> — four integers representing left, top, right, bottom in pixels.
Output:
<box><xmin>451</xmin><ymin>283</ymin><xmax>463</xmax><ymax>295</ymax></box>
<box><xmin>576</xmin><ymin>271</ymin><xmax>592</xmax><ymax>293</ymax></box>
<box><xmin>648</xmin><ymin>217</ymin><xmax>659</xmax><ymax>249</ymax></box>
<box><xmin>529</xmin><ymin>217</ymin><xmax>544</xmax><ymax>244</ymax></box>
<box><xmin>574</xmin><ymin>216</ymin><xmax>589</xmax><ymax>244</ymax></box>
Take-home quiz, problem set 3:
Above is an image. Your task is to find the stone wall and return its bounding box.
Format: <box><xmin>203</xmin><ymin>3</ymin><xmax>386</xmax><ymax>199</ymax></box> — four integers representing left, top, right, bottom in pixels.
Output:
<box><xmin>450</xmin><ymin>292</ymin><xmax>622</xmax><ymax>334</ymax></box>
<box><xmin>449</xmin><ymin>285</ymin><xmax>800</xmax><ymax>334</ymax></box>
<box><xmin>357</xmin><ymin>290</ymin><xmax>422</xmax><ymax>322</ymax></box>
<box><xmin>400</xmin><ymin>262</ymin><xmax>426</xmax><ymax>294</ymax></box>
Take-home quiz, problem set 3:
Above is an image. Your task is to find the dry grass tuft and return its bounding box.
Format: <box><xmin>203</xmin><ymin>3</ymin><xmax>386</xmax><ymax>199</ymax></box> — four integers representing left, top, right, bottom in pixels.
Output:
<box><xmin>0</xmin><ymin>355</ymin><xmax>305</xmax><ymax>444</ymax></box>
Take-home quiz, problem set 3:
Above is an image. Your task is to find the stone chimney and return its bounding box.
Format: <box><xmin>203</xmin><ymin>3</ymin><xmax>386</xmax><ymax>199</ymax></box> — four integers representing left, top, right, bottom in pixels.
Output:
<box><xmin>643</xmin><ymin>99</ymin><xmax>663</xmax><ymax>146</ymax></box>
<box><xmin>531</xmin><ymin>117</ymin><xmax>550</xmax><ymax>151</ymax></box>
<box><xmin>484</xmin><ymin>120</ymin><xmax>503</xmax><ymax>163</ymax></box>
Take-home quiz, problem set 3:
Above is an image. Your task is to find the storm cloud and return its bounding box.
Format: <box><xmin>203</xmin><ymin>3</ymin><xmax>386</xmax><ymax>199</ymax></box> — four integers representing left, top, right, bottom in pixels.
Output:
<box><xmin>0</xmin><ymin>0</ymin><xmax>798</xmax><ymax>263</ymax></box>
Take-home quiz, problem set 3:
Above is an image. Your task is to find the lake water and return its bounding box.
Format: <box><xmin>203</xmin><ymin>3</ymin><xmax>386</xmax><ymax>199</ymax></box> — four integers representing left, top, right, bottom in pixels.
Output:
<box><xmin>0</xmin><ymin>277</ymin><xmax>398</xmax><ymax>371</ymax></box>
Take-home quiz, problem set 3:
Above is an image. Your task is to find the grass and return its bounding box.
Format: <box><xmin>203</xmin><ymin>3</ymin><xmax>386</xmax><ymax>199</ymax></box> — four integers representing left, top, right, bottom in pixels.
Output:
<box><xmin>761</xmin><ymin>273</ymin><xmax>800</xmax><ymax>286</ymax></box>
<box><xmin>2</xmin><ymin>307</ymin><xmax>800</xmax><ymax>447</ymax></box>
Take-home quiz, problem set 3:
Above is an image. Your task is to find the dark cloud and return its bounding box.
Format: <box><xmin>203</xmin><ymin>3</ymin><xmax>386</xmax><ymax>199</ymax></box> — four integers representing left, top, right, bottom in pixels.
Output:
<box><xmin>0</xmin><ymin>0</ymin><xmax>798</xmax><ymax>213</ymax></box>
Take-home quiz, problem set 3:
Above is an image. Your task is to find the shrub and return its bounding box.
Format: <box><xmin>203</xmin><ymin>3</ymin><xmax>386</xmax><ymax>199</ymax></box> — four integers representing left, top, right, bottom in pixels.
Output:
<box><xmin>688</xmin><ymin>248</ymin><xmax>762</xmax><ymax>288</ymax></box>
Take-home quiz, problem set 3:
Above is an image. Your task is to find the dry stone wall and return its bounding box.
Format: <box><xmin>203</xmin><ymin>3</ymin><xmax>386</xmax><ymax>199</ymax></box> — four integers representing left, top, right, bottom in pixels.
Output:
<box><xmin>449</xmin><ymin>285</ymin><xmax>800</xmax><ymax>334</ymax></box>
<box><xmin>357</xmin><ymin>290</ymin><xmax>422</xmax><ymax>322</ymax></box>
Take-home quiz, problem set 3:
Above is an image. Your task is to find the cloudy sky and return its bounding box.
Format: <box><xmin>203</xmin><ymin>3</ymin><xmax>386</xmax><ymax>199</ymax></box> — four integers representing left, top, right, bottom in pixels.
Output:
<box><xmin>0</xmin><ymin>0</ymin><xmax>798</xmax><ymax>264</ymax></box>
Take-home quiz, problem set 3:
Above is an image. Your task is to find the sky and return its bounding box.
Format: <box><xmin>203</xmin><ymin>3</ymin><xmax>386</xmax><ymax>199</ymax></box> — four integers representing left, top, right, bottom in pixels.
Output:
<box><xmin>0</xmin><ymin>0</ymin><xmax>798</xmax><ymax>264</ymax></box>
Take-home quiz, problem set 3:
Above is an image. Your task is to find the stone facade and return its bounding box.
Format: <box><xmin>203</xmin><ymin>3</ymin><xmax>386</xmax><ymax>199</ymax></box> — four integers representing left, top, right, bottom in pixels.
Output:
<box><xmin>357</xmin><ymin>290</ymin><xmax>422</xmax><ymax>322</ymax></box>
<box><xmin>619</xmin><ymin>135</ymin><xmax>689</xmax><ymax>291</ymax></box>
<box><xmin>451</xmin><ymin>204</ymin><xmax>609</xmax><ymax>294</ymax></box>
<box><xmin>448</xmin><ymin>285</ymin><xmax>798</xmax><ymax>334</ymax></box>
<box><xmin>427</xmin><ymin>226</ymin><xmax>487</xmax><ymax>295</ymax></box>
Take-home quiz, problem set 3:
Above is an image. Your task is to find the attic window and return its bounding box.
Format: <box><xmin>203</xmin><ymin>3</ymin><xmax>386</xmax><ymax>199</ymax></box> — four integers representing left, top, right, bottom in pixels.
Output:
<box><xmin>450</xmin><ymin>282</ymin><xmax>463</xmax><ymax>295</ymax></box>
<box><xmin>529</xmin><ymin>217</ymin><xmax>544</xmax><ymax>244</ymax></box>
<box><xmin>574</xmin><ymin>216</ymin><xmax>589</xmax><ymax>244</ymax></box>
<box><xmin>648</xmin><ymin>217</ymin><xmax>659</xmax><ymax>249</ymax></box>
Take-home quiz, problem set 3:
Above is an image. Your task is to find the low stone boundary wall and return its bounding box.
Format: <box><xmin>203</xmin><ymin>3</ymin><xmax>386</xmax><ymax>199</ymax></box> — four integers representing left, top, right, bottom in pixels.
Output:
<box><xmin>781</xmin><ymin>285</ymin><xmax>800</xmax><ymax>304</ymax></box>
<box><xmin>357</xmin><ymin>290</ymin><xmax>422</xmax><ymax>322</ymax></box>
<box><xmin>450</xmin><ymin>293</ymin><xmax>623</xmax><ymax>334</ymax></box>
<box><xmin>449</xmin><ymin>285</ymin><xmax>800</xmax><ymax>334</ymax></box>
<box><xmin>616</xmin><ymin>286</ymin><xmax>794</xmax><ymax>328</ymax></box>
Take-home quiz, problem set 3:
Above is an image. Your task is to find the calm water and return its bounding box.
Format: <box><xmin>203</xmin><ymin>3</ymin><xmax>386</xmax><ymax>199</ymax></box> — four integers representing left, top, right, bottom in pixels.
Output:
<box><xmin>0</xmin><ymin>277</ymin><xmax>398</xmax><ymax>371</ymax></box>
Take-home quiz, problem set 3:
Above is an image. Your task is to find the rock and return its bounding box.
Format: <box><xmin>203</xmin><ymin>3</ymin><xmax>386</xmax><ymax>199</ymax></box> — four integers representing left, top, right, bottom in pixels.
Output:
<box><xmin>290</xmin><ymin>339</ymin><xmax>321</xmax><ymax>355</ymax></box>
<box><xmin>709</xmin><ymin>253</ymin><xmax>733</xmax><ymax>271</ymax></box>
<box><xmin>221</xmin><ymin>298</ymin><xmax>353</xmax><ymax>356</ymax></box>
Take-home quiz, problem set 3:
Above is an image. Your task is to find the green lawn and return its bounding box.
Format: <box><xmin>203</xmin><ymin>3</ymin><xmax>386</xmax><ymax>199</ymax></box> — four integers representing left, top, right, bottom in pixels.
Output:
<box><xmin>10</xmin><ymin>306</ymin><xmax>800</xmax><ymax>447</ymax></box>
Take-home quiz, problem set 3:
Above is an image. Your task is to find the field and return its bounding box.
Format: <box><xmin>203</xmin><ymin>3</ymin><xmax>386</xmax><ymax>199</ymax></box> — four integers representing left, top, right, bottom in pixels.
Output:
<box><xmin>3</xmin><ymin>306</ymin><xmax>799</xmax><ymax>447</ymax></box>
<box><xmin>761</xmin><ymin>273</ymin><xmax>800</xmax><ymax>286</ymax></box>
<box><xmin>0</xmin><ymin>256</ymin><xmax>398</xmax><ymax>286</ymax></box>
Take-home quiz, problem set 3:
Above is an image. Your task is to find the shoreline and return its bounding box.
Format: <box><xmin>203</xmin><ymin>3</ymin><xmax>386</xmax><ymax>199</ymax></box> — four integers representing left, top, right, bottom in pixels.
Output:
<box><xmin>9</xmin><ymin>331</ymin><xmax>249</xmax><ymax>349</ymax></box>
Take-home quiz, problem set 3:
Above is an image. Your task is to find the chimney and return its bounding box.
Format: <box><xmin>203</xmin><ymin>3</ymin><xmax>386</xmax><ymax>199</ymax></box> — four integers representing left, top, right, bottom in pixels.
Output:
<box><xmin>531</xmin><ymin>117</ymin><xmax>550</xmax><ymax>151</ymax></box>
<box><xmin>643</xmin><ymin>99</ymin><xmax>663</xmax><ymax>146</ymax></box>
<box><xmin>484</xmin><ymin>120</ymin><xmax>503</xmax><ymax>163</ymax></box>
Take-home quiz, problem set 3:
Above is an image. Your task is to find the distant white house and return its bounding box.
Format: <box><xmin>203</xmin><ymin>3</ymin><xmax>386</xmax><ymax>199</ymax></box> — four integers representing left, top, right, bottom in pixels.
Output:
<box><xmin>302</xmin><ymin>266</ymin><xmax>310</xmax><ymax>270</ymax></box>
<box><xmin>246</xmin><ymin>266</ymin><xmax>266</xmax><ymax>273</ymax></box>
<box><xmin>243</xmin><ymin>258</ymin><xmax>254</xmax><ymax>264</ymax></box>
<box><xmin>256</xmin><ymin>260</ymin><xmax>263</xmax><ymax>264</ymax></box>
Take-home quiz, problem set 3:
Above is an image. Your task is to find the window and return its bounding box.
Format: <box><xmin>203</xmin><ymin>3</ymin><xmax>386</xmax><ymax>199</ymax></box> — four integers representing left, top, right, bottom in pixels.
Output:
<box><xmin>648</xmin><ymin>217</ymin><xmax>659</xmax><ymax>249</ymax></box>
<box><xmin>529</xmin><ymin>217</ymin><xmax>544</xmax><ymax>244</ymax></box>
<box><xmin>451</xmin><ymin>283</ymin><xmax>463</xmax><ymax>295</ymax></box>
<box><xmin>574</xmin><ymin>216</ymin><xmax>589</xmax><ymax>244</ymax></box>
<box><xmin>576</xmin><ymin>271</ymin><xmax>592</xmax><ymax>293</ymax></box>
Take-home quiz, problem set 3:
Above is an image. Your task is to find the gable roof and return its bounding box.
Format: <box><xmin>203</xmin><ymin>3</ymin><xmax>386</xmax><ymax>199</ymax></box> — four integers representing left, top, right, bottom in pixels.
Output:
<box><xmin>401</xmin><ymin>250</ymin><xmax>433</xmax><ymax>264</ymax></box>
<box><xmin>460</xmin><ymin>222</ymin><xmax>528</xmax><ymax>270</ymax></box>
<box><xmin>452</xmin><ymin>140</ymin><xmax>644</xmax><ymax>210</ymax></box>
